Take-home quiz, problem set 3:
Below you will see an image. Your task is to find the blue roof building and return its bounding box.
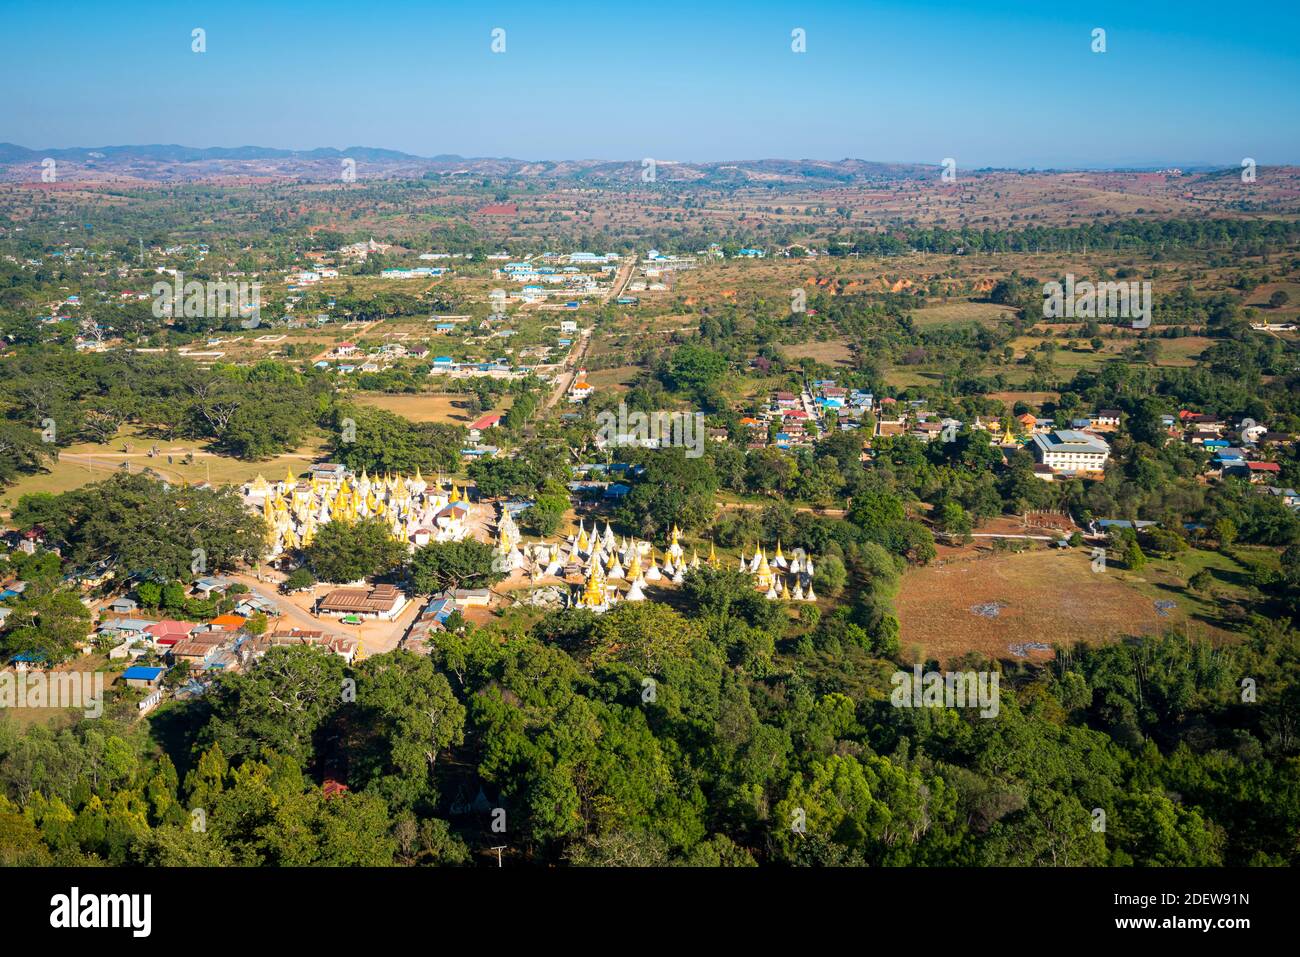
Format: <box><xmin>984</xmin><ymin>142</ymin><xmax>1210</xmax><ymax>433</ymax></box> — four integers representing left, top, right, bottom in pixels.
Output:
<box><xmin>122</xmin><ymin>665</ymin><xmax>165</xmax><ymax>683</ymax></box>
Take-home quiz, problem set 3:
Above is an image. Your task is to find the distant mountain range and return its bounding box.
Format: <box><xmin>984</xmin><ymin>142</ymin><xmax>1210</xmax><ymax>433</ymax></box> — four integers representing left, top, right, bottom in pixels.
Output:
<box><xmin>0</xmin><ymin>143</ymin><xmax>1269</xmax><ymax>191</ymax></box>
<box><xmin>0</xmin><ymin>143</ymin><xmax>449</xmax><ymax>164</ymax></box>
<box><xmin>0</xmin><ymin>144</ymin><xmax>975</xmax><ymax>185</ymax></box>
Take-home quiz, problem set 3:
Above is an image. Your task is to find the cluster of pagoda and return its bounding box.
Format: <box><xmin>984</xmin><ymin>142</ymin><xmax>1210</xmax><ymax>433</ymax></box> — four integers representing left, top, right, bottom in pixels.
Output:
<box><xmin>736</xmin><ymin>542</ymin><xmax>818</xmax><ymax>602</ymax></box>
<box><xmin>493</xmin><ymin>509</ymin><xmax>817</xmax><ymax>613</ymax></box>
<box><xmin>243</xmin><ymin>468</ymin><xmax>471</xmax><ymax>559</ymax></box>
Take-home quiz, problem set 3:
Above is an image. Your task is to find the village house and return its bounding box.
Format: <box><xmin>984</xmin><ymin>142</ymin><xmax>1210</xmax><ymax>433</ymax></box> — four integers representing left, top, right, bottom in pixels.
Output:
<box><xmin>99</xmin><ymin>618</ymin><xmax>155</xmax><ymax>659</ymax></box>
<box><xmin>1092</xmin><ymin>409</ymin><xmax>1122</xmax><ymax>430</ymax></box>
<box><xmin>309</xmin><ymin>462</ymin><xmax>348</xmax><ymax>485</ymax></box>
<box><xmin>400</xmin><ymin>596</ymin><xmax>464</xmax><ymax>652</ymax></box>
<box><xmin>169</xmin><ymin>633</ymin><xmax>231</xmax><ymax>669</ymax></box>
<box><xmin>911</xmin><ymin>421</ymin><xmax>944</xmax><ymax>442</ymax></box>
<box><xmin>339</xmin><ymin>239</ymin><xmax>392</xmax><ymax>261</ymax></box>
<box><xmin>145</xmin><ymin>620</ymin><xmax>197</xmax><ymax>649</ymax></box>
<box><xmin>469</xmin><ymin>412</ymin><xmax>502</xmax><ymax>442</ymax></box>
<box><xmin>1260</xmin><ymin>486</ymin><xmax>1300</xmax><ymax>509</ymax></box>
<box><xmin>1232</xmin><ymin>461</ymin><xmax>1283</xmax><ymax>484</ymax></box>
<box><xmin>122</xmin><ymin>665</ymin><xmax>165</xmax><ymax>690</ymax></box>
<box><xmin>191</xmin><ymin>577</ymin><xmax>234</xmax><ymax>600</ymax></box>
<box><xmin>1211</xmin><ymin>448</ymin><xmax>1246</xmax><ymax>471</ymax></box>
<box><xmin>1182</xmin><ymin>413</ymin><xmax>1225</xmax><ymax>434</ymax></box>
<box><xmin>569</xmin><ymin>370</ymin><xmax>594</xmax><ymax>403</ymax></box>
<box><xmin>263</xmin><ymin>628</ymin><xmax>361</xmax><ymax>664</ymax></box>
<box><xmin>442</xmin><ymin>587</ymin><xmax>491</xmax><ymax>607</ymax></box>
<box><xmin>206</xmin><ymin>613</ymin><xmax>248</xmax><ymax>632</ymax></box>
<box><xmin>234</xmin><ymin>594</ymin><xmax>279</xmax><ymax>618</ymax></box>
<box><xmin>106</xmin><ymin>596</ymin><xmax>138</xmax><ymax>615</ymax></box>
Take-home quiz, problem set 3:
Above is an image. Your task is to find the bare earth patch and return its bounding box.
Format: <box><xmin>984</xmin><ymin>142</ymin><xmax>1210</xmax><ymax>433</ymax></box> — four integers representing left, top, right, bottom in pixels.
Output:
<box><xmin>896</xmin><ymin>549</ymin><xmax>1195</xmax><ymax>667</ymax></box>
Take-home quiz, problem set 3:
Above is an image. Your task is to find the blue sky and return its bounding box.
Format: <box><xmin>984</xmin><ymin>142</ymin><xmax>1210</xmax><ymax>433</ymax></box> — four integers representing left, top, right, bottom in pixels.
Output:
<box><xmin>3</xmin><ymin>0</ymin><xmax>1298</xmax><ymax>167</ymax></box>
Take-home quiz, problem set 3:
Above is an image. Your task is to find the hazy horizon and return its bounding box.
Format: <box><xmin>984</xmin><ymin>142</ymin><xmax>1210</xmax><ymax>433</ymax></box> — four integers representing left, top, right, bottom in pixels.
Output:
<box><xmin>0</xmin><ymin>140</ymin><xmax>1283</xmax><ymax>173</ymax></box>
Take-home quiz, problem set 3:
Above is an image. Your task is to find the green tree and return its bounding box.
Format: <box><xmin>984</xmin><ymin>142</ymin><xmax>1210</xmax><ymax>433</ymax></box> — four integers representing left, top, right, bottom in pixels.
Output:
<box><xmin>202</xmin><ymin>647</ymin><xmax>348</xmax><ymax>765</ymax></box>
<box><xmin>815</xmin><ymin>554</ymin><xmax>848</xmax><ymax>597</ymax></box>
<box><xmin>304</xmin><ymin>516</ymin><xmax>407</xmax><ymax>583</ymax></box>
<box><xmin>407</xmin><ymin>539</ymin><xmax>504</xmax><ymax>595</ymax></box>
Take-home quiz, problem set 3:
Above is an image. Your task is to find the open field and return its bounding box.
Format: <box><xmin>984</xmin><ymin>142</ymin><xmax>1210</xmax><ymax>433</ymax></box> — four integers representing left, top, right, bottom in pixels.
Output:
<box><xmin>896</xmin><ymin>547</ymin><xmax>1237</xmax><ymax>667</ymax></box>
<box><xmin>0</xmin><ymin>655</ymin><xmax>119</xmax><ymax>730</ymax></box>
<box><xmin>780</xmin><ymin>337</ymin><xmax>855</xmax><ymax>365</ymax></box>
<box><xmin>1152</xmin><ymin>336</ymin><xmax>1214</xmax><ymax>366</ymax></box>
<box><xmin>0</xmin><ymin>429</ymin><xmax>327</xmax><ymax>512</ymax></box>
<box><xmin>884</xmin><ymin>368</ymin><xmax>946</xmax><ymax>389</ymax></box>
<box><xmin>584</xmin><ymin>365</ymin><xmax>642</xmax><ymax>391</ymax></box>
<box><xmin>985</xmin><ymin>390</ymin><xmax>1061</xmax><ymax>409</ymax></box>
<box><xmin>909</xmin><ymin>301</ymin><xmax>1017</xmax><ymax>327</ymax></box>
<box><xmin>352</xmin><ymin>391</ymin><xmax>508</xmax><ymax>424</ymax></box>
<box><xmin>1122</xmin><ymin>546</ymin><xmax>1279</xmax><ymax>629</ymax></box>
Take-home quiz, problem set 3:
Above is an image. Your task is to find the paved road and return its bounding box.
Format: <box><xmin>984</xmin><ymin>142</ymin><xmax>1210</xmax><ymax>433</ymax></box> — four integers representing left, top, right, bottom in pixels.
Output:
<box><xmin>544</xmin><ymin>328</ymin><xmax>594</xmax><ymax>411</ymax></box>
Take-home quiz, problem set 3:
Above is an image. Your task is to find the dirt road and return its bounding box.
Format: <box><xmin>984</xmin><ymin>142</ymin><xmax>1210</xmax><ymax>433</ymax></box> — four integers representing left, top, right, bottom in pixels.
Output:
<box><xmin>312</xmin><ymin>319</ymin><xmax>382</xmax><ymax>362</ymax></box>
<box><xmin>230</xmin><ymin>572</ymin><xmax>420</xmax><ymax>656</ymax></box>
<box><xmin>603</xmin><ymin>252</ymin><xmax>637</xmax><ymax>303</ymax></box>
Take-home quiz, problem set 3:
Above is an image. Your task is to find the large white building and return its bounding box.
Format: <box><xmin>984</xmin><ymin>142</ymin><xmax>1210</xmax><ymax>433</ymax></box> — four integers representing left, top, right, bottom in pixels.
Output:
<box><xmin>1032</xmin><ymin>429</ymin><xmax>1110</xmax><ymax>477</ymax></box>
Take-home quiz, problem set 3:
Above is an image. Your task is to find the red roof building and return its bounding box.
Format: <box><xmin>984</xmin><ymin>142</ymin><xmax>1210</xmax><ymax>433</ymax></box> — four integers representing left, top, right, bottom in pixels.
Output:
<box><xmin>146</xmin><ymin>620</ymin><xmax>197</xmax><ymax>646</ymax></box>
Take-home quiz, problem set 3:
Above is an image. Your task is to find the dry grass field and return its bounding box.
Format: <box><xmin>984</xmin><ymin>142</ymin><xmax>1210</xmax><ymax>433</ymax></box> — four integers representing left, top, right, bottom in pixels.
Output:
<box><xmin>884</xmin><ymin>368</ymin><xmax>946</xmax><ymax>389</ymax></box>
<box><xmin>584</xmin><ymin>365</ymin><xmax>642</xmax><ymax>392</ymax></box>
<box><xmin>352</xmin><ymin>391</ymin><xmax>507</xmax><ymax>424</ymax></box>
<box><xmin>985</xmin><ymin>390</ymin><xmax>1061</xmax><ymax>409</ymax></box>
<box><xmin>895</xmin><ymin>548</ymin><xmax>1231</xmax><ymax>667</ymax></box>
<box><xmin>780</xmin><ymin>338</ymin><xmax>855</xmax><ymax>366</ymax></box>
<box><xmin>0</xmin><ymin>429</ymin><xmax>329</xmax><ymax>513</ymax></box>
<box><xmin>909</xmin><ymin>301</ymin><xmax>1017</xmax><ymax>327</ymax></box>
<box><xmin>0</xmin><ymin>656</ymin><xmax>120</xmax><ymax>730</ymax></box>
<box><xmin>1153</xmin><ymin>336</ymin><xmax>1214</xmax><ymax>366</ymax></box>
